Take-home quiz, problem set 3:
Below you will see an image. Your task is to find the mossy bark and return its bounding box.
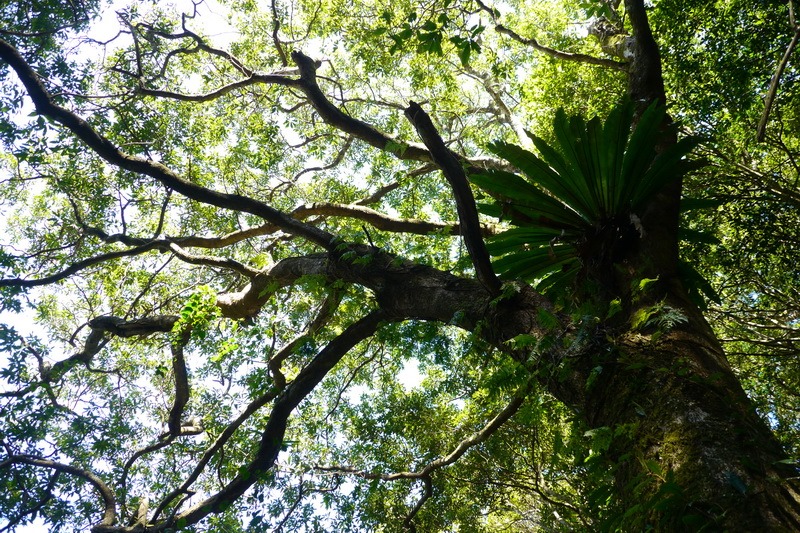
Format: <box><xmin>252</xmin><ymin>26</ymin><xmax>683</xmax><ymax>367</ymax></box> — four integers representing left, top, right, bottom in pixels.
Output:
<box><xmin>569</xmin><ymin>315</ymin><xmax>800</xmax><ymax>530</ymax></box>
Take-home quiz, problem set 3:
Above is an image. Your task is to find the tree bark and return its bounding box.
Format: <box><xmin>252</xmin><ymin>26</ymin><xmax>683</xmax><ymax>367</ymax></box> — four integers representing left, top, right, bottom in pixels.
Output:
<box><xmin>328</xmin><ymin>245</ymin><xmax>800</xmax><ymax>528</ymax></box>
<box><xmin>547</xmin><ymin>303</ymin><xmax>800</xmax><ymax>530</ymax></box>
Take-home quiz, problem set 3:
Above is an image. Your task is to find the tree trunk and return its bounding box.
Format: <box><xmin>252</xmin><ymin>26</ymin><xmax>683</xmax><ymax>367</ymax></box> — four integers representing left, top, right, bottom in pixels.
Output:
<box><xmin>554</xmin><ymin>301</ymin><xmax>800</xmax><ymax>530</ymax></box>
<box><xmin>339</xmin><ymin>246</ymin><xmax>800</xmax><ymax>528</ymax></box>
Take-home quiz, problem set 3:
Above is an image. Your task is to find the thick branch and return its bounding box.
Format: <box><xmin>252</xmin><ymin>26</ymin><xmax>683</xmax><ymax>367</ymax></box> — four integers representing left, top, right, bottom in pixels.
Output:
<box><xmin>39</xmin><ymin>315</ymin><xmax>177</xmax><ymax>384</ymax></box>
<box><xmin>405</xmin><ymin>102</ymin><xmax>502</xmax><ymax>295</ymax></box>
<box><xmin>290</xmin><ymin>51</ymin><xmax>431</xmax><ymax>162</ymax></box>
<box><xmin>167</xmin><ymin>332</ymin><xmax>191</xmax><ymax>436</ymax></box>
<box><xmin>624</xmin><ymin>0</ymin><xmax>666</xmax><ymax>106</ymax></box>
<box><xmin>218</xmin><ymin>247</ymin><xmax>557</xmax><ymax>342</ymax></box>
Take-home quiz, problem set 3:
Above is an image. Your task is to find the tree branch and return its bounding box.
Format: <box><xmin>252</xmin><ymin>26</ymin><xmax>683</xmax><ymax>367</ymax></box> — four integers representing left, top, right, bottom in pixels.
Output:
<box><xmin>136</xmin><ymin>72</ymin><xmax>298</xmax><ymax>102</ymax></box>
<box><xmin>495</xmin><ymin>24</ymin><xmax>628</xmax><ymax>72</ymax></box>
<box><xmin>0</xmin><ymin>37</ymin><xmax>336</xmax><ymax>251</ymax></box>
<box><xmin>167</xmin><ymin>243</ymin><xmax>260</xmax><ymax>277</ymax></box>
<box><xmin>292</xmin><ymin>202</ymin><xmax>496</xmax><ymax>237</ymax></box>
<box><xmin>465</xmin><ymin>66</ymin><xmax>533</xmax><ymax>150</ymax></box>
<box><xmin>0</xmin><ymin>242</ymin><xmax>165</xmax><ymax>288</ymax></box>
<box><xmin>143</xmin><ymin>311</ymin><xmax>388</xmax><ymax>531</ymax></box>
<box><xmin>0</xmin><ymin>455</ymin><xmax>117</xmax><ymax>531</ymax></box>
<box><xmin>757</xmin><ymin>23</ymin><xmax>800</xmax><ymax>141</ymax></box>
<box><xmin>404</xmin><ymin>101</ymin><xmax>502</xmax><ymax>295</ymax></box>
<box><xmin>624</xmin><ymin>0</ymin><xmax>666</xmax><ymax>106</ymax></box>
<box><xmin>402</xmin><ymin>477</ymin><xmax>432</xmax><ymax>532</ymax></box>
<box><xmin>316</xmin><ymin>378</ymin><xmax>530</xmax><ymax>482</ymax></box>
<box><xmin>167</xmin><ymin>331</ymin><xmax>191</xmax><ymax>436</ymax></box>
<box><xmin>41</xmin><ymin>315</ymin><xmax>177</xmax><ymax>384</ymax></box>
<box><xmin>290</xmin><ymin>51</ymin><xmax>433</xmax><ymax>162</ymax></box>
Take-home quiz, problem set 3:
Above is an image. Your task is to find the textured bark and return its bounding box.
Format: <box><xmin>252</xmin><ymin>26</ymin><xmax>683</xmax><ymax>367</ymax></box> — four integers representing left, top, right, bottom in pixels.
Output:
<box><xmin>546</xmin><ymin>295</ymin><xmax>800</xmax><ymax>530</ymax></box>
<box><xmin>326</xmin><ymin>246</ymin><xmax>800</xmax><ymax>528</ymax></box>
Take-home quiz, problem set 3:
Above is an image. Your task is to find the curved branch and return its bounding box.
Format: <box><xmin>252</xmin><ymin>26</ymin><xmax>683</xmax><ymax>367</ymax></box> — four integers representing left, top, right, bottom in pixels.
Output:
<box><xmin>757</xmin><ymin>26</ymin><xmax>800</xmax><ymax>141</ymax></box>
<box><xmin>402</xmin><ymin>477</ymin><xmax>433</xmax><ymax>532</ymax></box>
<box><xmin>167</xmin><ymin>332</ymin><xmax>191</xmax><ymax>436</ymax></box>
<box><xmin>317</xmin><ymin>379</ymin><xmax>530</xmax><ymax>482</ymax></box>
<box><xmin>292</xmin><ymin>202</ymin><xmax>496</xmax><ymax>236</ymax></box>
<box><xmin>0</xmin><ymin>37</ymin><xmax>336</xmax><ymax>251</ymax></box>
<box><xmin>494</xmin><ymin>24</ymin><xmax>628</xmax><ymax>72</ymax></box>
<box><xmin>0</xmin><ymin>455</ymin><xmax>116</xmax><ymax>530</ymax></box>
<box><xmin>41</xmin><ymin>315</ymin><xmax>177</xmax><ymax>384</ymax></box>
<box><xmin>136</xmin><ymin>72</ymin><xmax>299</xmax><ymax>102</ymax></box>
<box><xmin>137</xmin><ymin>20</ymin><xmax>253</xmax><ymax>77</ymax></box>
<box><xmin>405</xmin><ymin>102</ymin><xmax>502</xmax><ymax>295</ymax></box>
<box><xmin>167</xmin><ymin>243</ymin><xmax>260</xmax><ymax>277</ymax></box>
<box><xmin>144</xmin><ymin>311</ymin><xmax>388</xmax><ymax>531</ymax></box>
<box><xmin>292</xmin><ymin>135</ymin><xmax>354</xmax><ymax>182</ymax></box>
<box><xmin>270</xmin><ymin>0</ymin><xmax>289</xmax><ymax>66</ymax></box>
<box><xmin>290</xmin><ymin>51</ymin><xmax>433</xmax><ymax>162</ymax></box>
<box><xmin>0</xmin><ymin>241</ymin><xmax>164</xmax><ymax>288</ymax></box>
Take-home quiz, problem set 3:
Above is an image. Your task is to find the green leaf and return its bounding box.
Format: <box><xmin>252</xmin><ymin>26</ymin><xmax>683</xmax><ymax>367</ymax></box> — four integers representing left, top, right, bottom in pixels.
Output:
<box><xmin>607</xmin><ymin>298</ymin><xmax>623</xmax><ymax>318</ymax></box>
<box><xmin>469</xmin><ymin>170</ymin><xmax>586</xmax><ymax>228</ymax></box>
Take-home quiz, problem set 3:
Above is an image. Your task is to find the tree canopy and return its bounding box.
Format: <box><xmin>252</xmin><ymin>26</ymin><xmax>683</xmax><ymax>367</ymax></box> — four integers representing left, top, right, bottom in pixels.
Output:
<box><xmin>1</xmin><ymin>0</ymin><xmax>799</xmax><ymax>531</ymax></box>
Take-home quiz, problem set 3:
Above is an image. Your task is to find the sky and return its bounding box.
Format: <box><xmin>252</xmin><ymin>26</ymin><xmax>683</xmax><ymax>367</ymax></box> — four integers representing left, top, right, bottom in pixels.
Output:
<box><xmin>0</xmin><ymin>2</ymin><xmax>431</xmax><ymax>529</ymax></box>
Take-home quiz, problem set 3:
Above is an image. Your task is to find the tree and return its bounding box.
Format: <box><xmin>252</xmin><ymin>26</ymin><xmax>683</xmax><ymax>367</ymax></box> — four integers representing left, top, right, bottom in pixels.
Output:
<box><xmin>1</xmin><ymin>0</ymin><xmax>799</xmax><ymax>530</ymax></box>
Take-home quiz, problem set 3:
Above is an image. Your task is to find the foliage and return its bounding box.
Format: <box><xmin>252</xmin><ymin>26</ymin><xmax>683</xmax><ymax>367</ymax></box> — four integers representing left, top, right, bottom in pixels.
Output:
<box><xmin>0</xmin><ymin>0</ymin><xmax>799</xmax><ymax>531</ymax></box>
<box><xmin>471</xmin><ymin>100</ymin><xmax>700</xmax><ymax>296</ymax></box>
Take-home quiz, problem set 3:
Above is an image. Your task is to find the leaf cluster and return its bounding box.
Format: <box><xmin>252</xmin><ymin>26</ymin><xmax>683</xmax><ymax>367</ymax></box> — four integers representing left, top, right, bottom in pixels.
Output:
<box><xmin>471</xmin><ymin>100</ymin><xmax>698</xmax><ymax>294</ymax></box>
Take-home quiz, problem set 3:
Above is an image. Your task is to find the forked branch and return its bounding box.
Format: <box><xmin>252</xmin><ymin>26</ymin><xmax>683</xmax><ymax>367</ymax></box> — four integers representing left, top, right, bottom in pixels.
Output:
<box><xmin>0</xmin><ymin>37</ymin><xmax>336</xmax><ymax>251</ymax></box>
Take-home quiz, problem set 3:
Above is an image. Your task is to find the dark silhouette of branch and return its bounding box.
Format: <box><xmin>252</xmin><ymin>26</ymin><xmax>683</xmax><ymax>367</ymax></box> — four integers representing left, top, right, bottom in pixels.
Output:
<box><xmin>270</xmin><ymin>0</ymin><xmax>289</xmax><ymax>66</ymax></box>
<box><xmin>0</xmin><ymin>455</ymin><xmax>117</xmax><ymax>530</ymax></box>
<box><xmin>405</xmin><ymin>101</ymin><xmax>502</xmax><ymax>296</ymax></box>
<box><xmin>625</xmin><ymin>0</ymin><xmax>667</xmax><ymax>107</ymax></box>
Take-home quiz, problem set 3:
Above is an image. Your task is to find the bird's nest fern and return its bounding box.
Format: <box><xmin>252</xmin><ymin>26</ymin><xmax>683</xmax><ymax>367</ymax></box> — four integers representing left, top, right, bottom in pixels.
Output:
<box><xmin>470</xmin><ymin>100</ymin><xmax>720</xmax><ymax>306</ymax></box>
